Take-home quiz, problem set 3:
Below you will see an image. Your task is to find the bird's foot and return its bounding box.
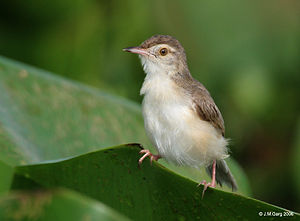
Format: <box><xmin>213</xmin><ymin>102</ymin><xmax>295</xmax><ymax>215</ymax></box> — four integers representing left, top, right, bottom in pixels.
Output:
<box><xmin>198</xmin><ymin>180</ymin><xmax>216</xmax><ymax>199</ymax></box>
<box><xmin>138</xmin><ymin>149</ymin><xmax>161</xmax><ymax>166</ymax></box>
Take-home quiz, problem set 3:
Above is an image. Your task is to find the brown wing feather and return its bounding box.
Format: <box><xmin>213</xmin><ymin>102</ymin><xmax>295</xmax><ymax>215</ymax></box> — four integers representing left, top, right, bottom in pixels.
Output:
<box><xmin>171</xmin><ymin>72</ymin><xmax>225</xmax><ymax>136</ymax></box>
<box><xmin>192</xmin><ymin>83</ymin><xmax>225</xmax><ymax>136</ymax></box>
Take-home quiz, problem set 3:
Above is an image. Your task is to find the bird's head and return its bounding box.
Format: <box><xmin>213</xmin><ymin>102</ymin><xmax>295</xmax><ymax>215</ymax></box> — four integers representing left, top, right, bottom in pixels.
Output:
<box><xmin>123</xmin><ymin>35</ymin><xmax>188</xmax><ymax>75</ymax></box>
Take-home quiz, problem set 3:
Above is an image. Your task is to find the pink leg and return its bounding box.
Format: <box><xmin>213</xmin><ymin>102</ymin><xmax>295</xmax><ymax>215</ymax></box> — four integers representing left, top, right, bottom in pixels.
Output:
<box><xmin>199</xmin><ymin>160</ymin><xmax>217</xmax><ymax>198</ymax></box>
<box><xmin>138</xmin><ymin>149</ymin><xmax>161</xmax><ymax>166</ymax></box>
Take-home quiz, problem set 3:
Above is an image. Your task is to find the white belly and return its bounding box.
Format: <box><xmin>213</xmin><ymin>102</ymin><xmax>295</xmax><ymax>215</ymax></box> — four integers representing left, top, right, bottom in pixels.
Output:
<box><xmin>141</xmin><ymin>75</ymin><xmax>228</xmax><ymax>167</ymax></box>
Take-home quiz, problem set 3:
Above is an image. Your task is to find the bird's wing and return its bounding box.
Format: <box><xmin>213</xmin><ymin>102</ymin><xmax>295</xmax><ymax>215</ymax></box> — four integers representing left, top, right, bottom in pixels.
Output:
<box><xmin>192</xmin><ymin>83</ymin><xmax>225</xmax><ymax>136</ymax></box>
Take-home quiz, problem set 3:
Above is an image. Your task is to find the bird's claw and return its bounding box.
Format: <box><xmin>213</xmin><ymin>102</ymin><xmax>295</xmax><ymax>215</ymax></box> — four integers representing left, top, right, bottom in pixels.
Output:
<box><xmin>198</xmin><ymin>180</ymin><xmax>216</xmax><ymax>199</ymax></box>
<box><xmin>138</xmin><ymin>149</ymin><xmax>160</xmax><ymax>166</ymax></box>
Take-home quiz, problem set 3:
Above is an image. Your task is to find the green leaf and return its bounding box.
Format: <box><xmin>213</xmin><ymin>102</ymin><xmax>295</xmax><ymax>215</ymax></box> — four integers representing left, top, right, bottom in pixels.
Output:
<box><xmin>11</xmin><ymin>144</ymin><xmax>299</xmax><ymax>221</ymax></box>
<box><xmin>0</xmin><ymin>188</ymin><xmax>130</xmax><ymax>221</ymax></box>
<box><xmin>0</xmin><ymin>55</ymin><xmax>150</xmax><ymax>166</ymax></box>
<box><xmin>0</xmin><ymin>55</ymin><xmax>251</xmax><ymax>195</ymax></box>
<box><xmin>0</xmin><ymin>160</ymin><xmax>14</xmax><ymax>194</ymax></box>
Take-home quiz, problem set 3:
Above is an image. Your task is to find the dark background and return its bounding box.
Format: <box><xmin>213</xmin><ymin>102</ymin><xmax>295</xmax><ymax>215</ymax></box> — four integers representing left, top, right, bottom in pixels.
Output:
<box><xmin>0</xmin><ymin>0</ymin><xmax>299</xmax><ymax>212</ymax></box>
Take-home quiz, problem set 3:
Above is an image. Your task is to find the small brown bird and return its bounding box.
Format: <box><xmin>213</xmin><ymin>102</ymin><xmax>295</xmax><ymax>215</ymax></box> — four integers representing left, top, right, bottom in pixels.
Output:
<box><xmin>123</xmin><ymin>35</ymin><xmax>237</xmax><ymax>196</ymax></box>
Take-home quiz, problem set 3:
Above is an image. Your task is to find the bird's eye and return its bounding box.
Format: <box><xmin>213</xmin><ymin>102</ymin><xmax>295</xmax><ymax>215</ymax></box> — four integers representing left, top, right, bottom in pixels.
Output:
<box><xmin>159</xmin><ymin>48</ymin><xmax>168</xmax><ymax>56</ymax></box>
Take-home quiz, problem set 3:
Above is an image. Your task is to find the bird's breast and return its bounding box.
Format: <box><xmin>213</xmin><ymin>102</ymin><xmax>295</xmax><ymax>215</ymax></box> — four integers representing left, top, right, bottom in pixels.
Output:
<box><xmin>141</xmin><ymin>74</ymin><xmax>196</xmax><ymax>159</ymax></box>
<box><xmin>141</xmin><ymin>74</ymin><xmax>192</xmax><ymax>128</ymax></box>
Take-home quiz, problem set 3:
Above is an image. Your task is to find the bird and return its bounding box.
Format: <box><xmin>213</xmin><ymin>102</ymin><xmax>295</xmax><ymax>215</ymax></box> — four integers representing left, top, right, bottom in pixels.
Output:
<box><xmin>123</xmin><ymin>35</ymin><xmax>237</xmax><ymax>196</ymax></box>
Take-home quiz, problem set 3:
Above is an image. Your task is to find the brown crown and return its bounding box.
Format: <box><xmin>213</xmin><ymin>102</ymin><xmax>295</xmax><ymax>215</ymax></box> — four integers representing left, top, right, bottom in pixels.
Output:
<box><xmin>140</xmin><ymin>35</ymin><xmax>184</xmax><ymax>53</ymax></box>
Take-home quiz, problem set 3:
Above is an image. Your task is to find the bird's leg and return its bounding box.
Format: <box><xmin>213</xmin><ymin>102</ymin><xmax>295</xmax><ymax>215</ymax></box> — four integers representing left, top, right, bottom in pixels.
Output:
<box><xmin>138</xmin><ymin>149</ymin><xmax>161</xmax><ymax>166</ymax></box>
<box><xmin>199</xmin><ymin>160</ymin><xmax>217</xmax><ymax>198</ymax></box>
<box><xmin>210</xmin><ymin>160</ymin><xmax>217</xmax><ymax>186</ymax></box>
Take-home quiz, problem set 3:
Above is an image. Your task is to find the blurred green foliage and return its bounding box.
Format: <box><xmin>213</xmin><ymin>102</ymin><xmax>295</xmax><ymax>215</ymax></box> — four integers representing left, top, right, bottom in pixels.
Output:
<box><xmin>0</xmin><ymin>189</ymin><xmax>131</xmax><ymax>221</ymax></box>
<box><xmin>0</xmin><ymin>0</ymin><xmax>299</xmax><ymax>212</ymax></box>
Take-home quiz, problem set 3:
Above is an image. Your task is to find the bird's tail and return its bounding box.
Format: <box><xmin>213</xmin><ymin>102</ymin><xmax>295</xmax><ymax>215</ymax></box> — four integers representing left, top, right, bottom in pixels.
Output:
<box><xmin>205</xmin><ymin>159</ymin><xmax>238</xmax><ymax>191</ymax></box>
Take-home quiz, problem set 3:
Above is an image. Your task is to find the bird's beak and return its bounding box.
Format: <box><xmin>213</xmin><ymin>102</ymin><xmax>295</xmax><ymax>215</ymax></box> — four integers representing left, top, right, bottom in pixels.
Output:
<box><xmin>123</xmin><ymin>47</ymin><xmax>150</xmax><ymax>56</ymax></box>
